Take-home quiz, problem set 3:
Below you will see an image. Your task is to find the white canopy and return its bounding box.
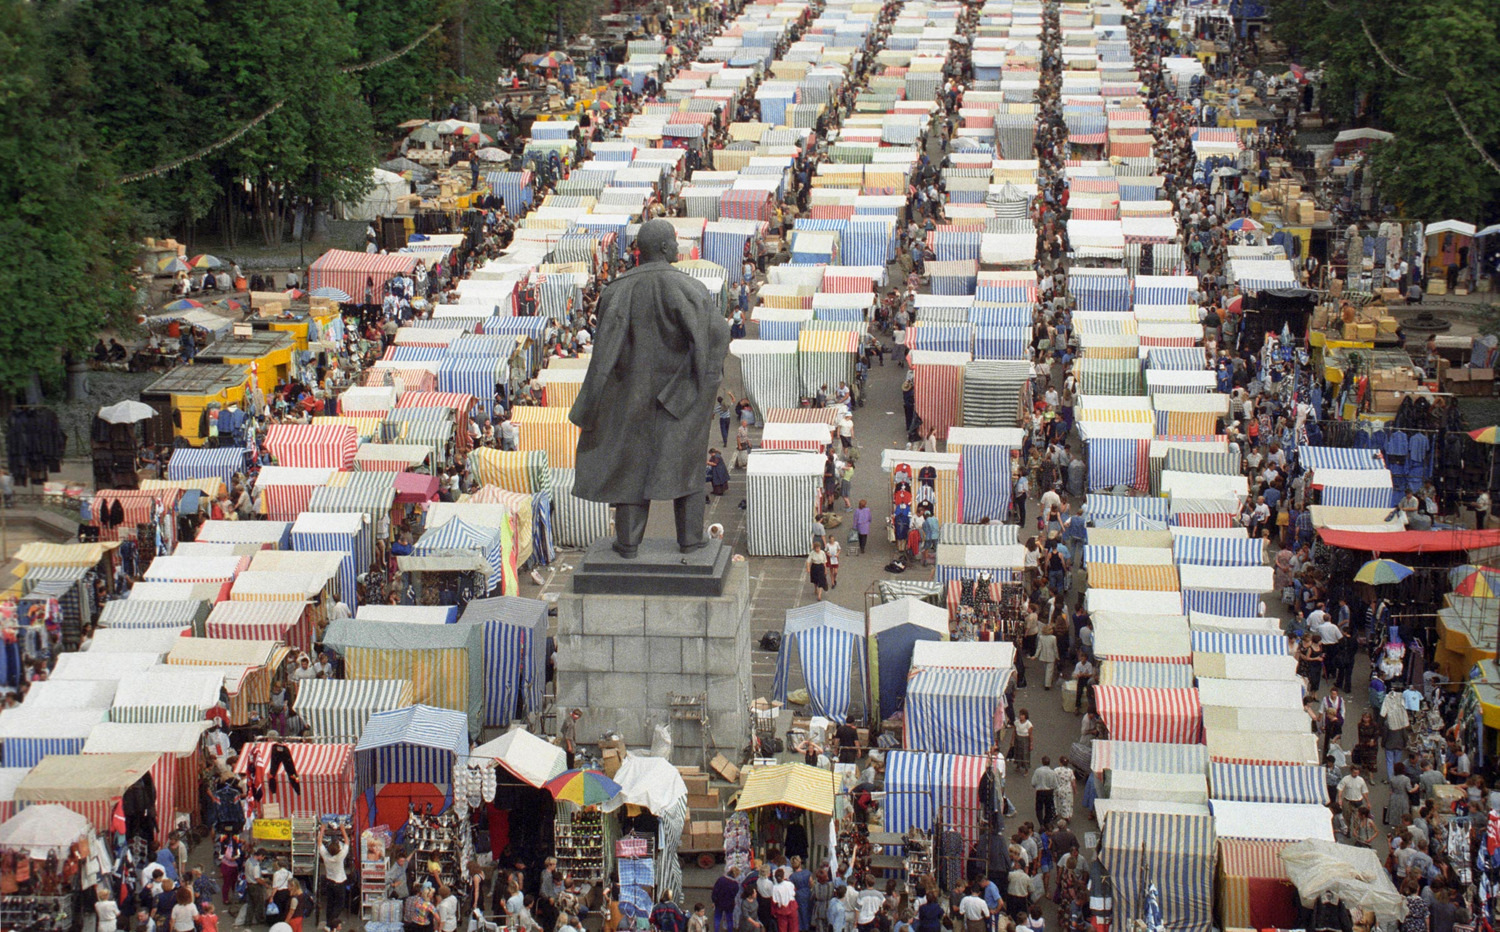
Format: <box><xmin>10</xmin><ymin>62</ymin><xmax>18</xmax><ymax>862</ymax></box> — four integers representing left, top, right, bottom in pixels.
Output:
<box><xmin>602</xmin><ymin>755</ymin><xmax>691</xmax><ymax>815</ymax></box>
<box><xmin>472</xmin><ymin>728</ymin><xmax>567</xmax><ymax>788</ymax></box>
<box><xmin>0</xmin><ymin>804</ymin><xmax>95</xmax><ymax>856</ymax></box>
<box><xmin>1211</xmin><ymin>800</ymin><xmax>1334</xmax><ymax>842</ymax></box>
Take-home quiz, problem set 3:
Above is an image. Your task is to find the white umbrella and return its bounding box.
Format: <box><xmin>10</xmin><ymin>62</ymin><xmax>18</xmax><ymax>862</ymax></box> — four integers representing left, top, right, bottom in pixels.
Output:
<box><xmin>475</xmin><ymin>147</ymin><xmax>511</xmax><ymax>162</ymax></box>
<box><xmin>0</xmin><ymin>804</ymin><xmax>93</xmax><ymax>855</ymax></box>
<box><xmin>97</xmin><ymin>400</ymin><xmax>157</xmax><ymax>424</ymax></box>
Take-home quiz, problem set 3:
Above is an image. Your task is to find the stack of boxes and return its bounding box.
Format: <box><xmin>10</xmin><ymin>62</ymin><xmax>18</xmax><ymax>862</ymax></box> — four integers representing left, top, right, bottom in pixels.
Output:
<box><xmin>679</xmin><ymin>766</ymin><xmax>725</xmax><ymax>851</ymax></box>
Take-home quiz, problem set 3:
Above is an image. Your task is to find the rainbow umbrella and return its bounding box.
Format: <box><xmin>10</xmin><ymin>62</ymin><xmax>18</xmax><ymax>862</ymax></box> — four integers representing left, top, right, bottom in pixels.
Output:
<box><xmin>1449</xmin><ymin>564</ymin><xmax>1485</xmax><ymax>588</ymax></box>
<box><xmin>158</xmin><ymin>255</ymin><xmax>191</xmax><ymax>274</ymax></box>
<box><xmin>541</xmin><ymin>769</ymin><xmax>621</xmax><ymax>806</ymax></box>
<box><xmin>188</xmin><ymin>254</ymin><xmax>223</xmax><ymax>269</ymax></box>
<box><xmin>1453</xmin><ymin>570</ymin><xmax>1497</xmax><ymax>598</ymax></box>
<box><xmin>1470</xmin><ymin>427</ymin><xmax>1500</xmax><ymax>444</ymax></box>
<box><xmin>1225</xmin><ymin>218</ymin><xmax>1262</xmax><ymax>232</ymax></box>
<box><xmin>214</xmin><ymin>298</ymin><xmax>244</xmax><ymax>312</ymax></box>
<box><xmin>1354</xmin><ymin>559</ymin><xmax>1414</xmax><ymax>586</ymax></box>
<box><xmin>163</xmin><ymin>298</ymin><xmax>203</xmax><ymax>311</ymax></box>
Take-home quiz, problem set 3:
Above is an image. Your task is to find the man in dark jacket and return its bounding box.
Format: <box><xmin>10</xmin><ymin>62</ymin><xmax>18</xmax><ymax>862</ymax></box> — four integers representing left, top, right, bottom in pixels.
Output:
<box><xmin>711</xmin><ymin>868</ymin><xmax>743</xmax><ymax>932</ymax></box>
<box><xmin>569</xmin><ymin>219</ymin><xmax>730</xmax><ymax>557</ymax></box>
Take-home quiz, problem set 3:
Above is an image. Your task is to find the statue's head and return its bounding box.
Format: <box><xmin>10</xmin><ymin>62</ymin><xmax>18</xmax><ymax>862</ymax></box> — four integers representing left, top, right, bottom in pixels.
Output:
<box><xmin>636</xmin><ymin>219</ymin><xmax>679</xmax><ymax>265</ymax></box>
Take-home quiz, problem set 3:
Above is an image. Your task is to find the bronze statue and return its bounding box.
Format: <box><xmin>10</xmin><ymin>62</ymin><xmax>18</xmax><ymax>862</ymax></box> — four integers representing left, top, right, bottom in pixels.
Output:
<box><xmin>569</xmin><ymin>219</ymin><xmax>730</xmax><ymax>557</ymax></box>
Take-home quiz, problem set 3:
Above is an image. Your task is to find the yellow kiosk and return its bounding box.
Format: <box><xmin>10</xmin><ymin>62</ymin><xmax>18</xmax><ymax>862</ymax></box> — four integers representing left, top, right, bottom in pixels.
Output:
<box><xmin>140</xmin><ymin>364</ymin><xmax>250</xmax><ymax>446</ymax></box>
<box><xmin>196</xmin><ymin>332</ymin><xmax>294</xmax><ymax>396</ymax></box>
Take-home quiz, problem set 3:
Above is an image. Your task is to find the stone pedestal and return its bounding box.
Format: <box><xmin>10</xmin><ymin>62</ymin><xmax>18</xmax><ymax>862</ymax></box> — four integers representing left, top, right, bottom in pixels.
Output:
<box><xmin>554</xmin><ymin>562</ymin><xmax>752</xmax><ymax>763</ymax></box>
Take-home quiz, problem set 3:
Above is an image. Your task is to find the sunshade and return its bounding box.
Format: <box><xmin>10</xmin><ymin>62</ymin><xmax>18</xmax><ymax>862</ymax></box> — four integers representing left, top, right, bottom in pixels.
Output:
<box><xmin>1353</xmin><ymin>559</ymin><xmax>1413</xmax><ymax>586</ymax></box>
<box><xmin>472</xmin><ymin>728</ymin><xmax>567</xmax><ymax>788</ymax></box>
<box><xmin>542</xmin><ymin>769</ymin><xmax>621</xmax><ymax>806</ymax></box>
<box><xmin>736</xmin><ymin>763</ymin><xmax>838</xmax><ymax>815</ymax></box>
<box><xmin>97</xmin><ymin>401</ymin><xmax>157</xmax><ymax>424</ymax></box>
<box><xmin>0</xmin><ymin>804</ymin><xmax>94</xmax><ymax>855</ymax></box>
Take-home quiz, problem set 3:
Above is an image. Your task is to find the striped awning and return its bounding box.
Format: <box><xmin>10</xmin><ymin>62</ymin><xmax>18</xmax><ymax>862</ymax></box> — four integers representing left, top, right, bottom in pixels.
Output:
<box><xmin>1299</xmin><ymin>447</ymin><xmax>1384</xmax><ymax>471</ymax></box>
<box><xmin>1209</xmin><ymin>762</ymin><xmax>1327</xmax><ymax>805</ymax></box>
<box><xmin>167</xmin><ymin>447</ymin><xmax>249</xmax><ymax>487</ymax></box>
<box><xmin>1099</xmin><ymin>810</ymin><xmax>1216</xmax><ymax>932</ymax></box>
<box><xmin>1097</xmin><ymin>660</ymin><xmax>1194</xmax><ymax>689</ymax></box>
<box><xmin>736</xmin><ymin>763</ymin><xmax>839</xmax><ymax>815</ymax></box>
<box><xmin>236</xmin><ymin>741</ymin><xmax>356</xmax><ymax>818</ymax></box>
<box><xmin>1087</xmin><ymin>563</ymin><xmax>1180</xmax><ymax>591</ymax></box>
<box><xmin>354</xmin><ymin>704</ymin><xmax>470</xmax><ymax>787</ymax></box>
<box><xmin>1093</xmin><ymin>686</ymin><xmax>1203</xmax><ymax>744</ymax></box>
<box><xmin>1171</xmin><ymin>535</ymin><xmax>1264</xmax><ymax>566</ymax></box>
<box><xmin>263</xmin><ymin>423</ymin><xmax>358</xmax><ymax>470</ymax></box>
<box><xmin>293</xmin><ymin>679</ymin><xmax>414</xmax><ymax>743</ymax></box>
<box><xmin>773</xmin><ymin>603</ymin><xmax>866</xmax><ymax>724</ymax></box>
<box><xmin>457</xmin><ymin>596</ymin><xmax>549</xmax><ymax>728</ymax></box>
<box><xmin>1217</xmin><ymin>838</ymin><xmax>1298</xmax><ymax>931</ymax></box>
<box><xmin>97</xmin><ymin>598</ymin><xmax>204</xmax><ymax>630</ymax></box>
<box><xmin>1189</xmin><ymin>631</ymin><xmax>1288</xmax><ymax>656</ymax></box>
<box><xmin>905</xmin><ymin>666</ymin><xmax>1006</xmax><ymax>756</ymax></box>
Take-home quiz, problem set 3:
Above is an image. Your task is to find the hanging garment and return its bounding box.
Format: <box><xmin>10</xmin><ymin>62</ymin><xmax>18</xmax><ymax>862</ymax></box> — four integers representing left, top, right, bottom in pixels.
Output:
<box><xmin>266</xmin><ymin>743</ymin><xmax>301</xmax><ymax>795</ymax></box>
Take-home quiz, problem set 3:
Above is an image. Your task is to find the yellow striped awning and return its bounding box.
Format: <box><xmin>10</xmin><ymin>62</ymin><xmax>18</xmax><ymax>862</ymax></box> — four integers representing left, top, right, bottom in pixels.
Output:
<box><xmin>345</xmin><ymin>646</ymin><xmax>470</xmax><ymax>716</ymax></box>
<box><xmin>1161</xmin><ymin>411</ymin><xmax>1221</xmax><ymax>436</ymax></box>
<box><xmin>12</xmin><ymin>542</ymin><xmax>117</xmax><ymax>570</ymax></box>
<box><xmin>1080</xmin><ymin>345</ymin><xmax>1138</xmax><ymax>359</ymax></box>
<box><xmin>1076</xmin><ymin>408</ymin><xmax>1153</xmax><ymax>424</ymax></box>
<box><xmin>736</xmin><ymin>763</ymin><xmax>839</xmax><ymax>816</ymax></box>
<box><xmin>1087</xmin><ymin>563</ymin><xmax>1181</xmax><ymax>591</ymax></box>
<box><xmin>798</xmin><ymin>331</ymin><xmax>860</xmax><ymax>354</ymax></box>
<box><xmin>512</xmin><ymin>407</ymin><xmax>580</xmax><ymax>469</ymax></box>
<box><xmin>314</xmin><ymin>415</ymin><xmax>387</xmax><ymax>440</ymax></box>
<box><xmin>141</xmin><ymin>477</ymin><xmax>226</xmax><ymax>497</ymax></box>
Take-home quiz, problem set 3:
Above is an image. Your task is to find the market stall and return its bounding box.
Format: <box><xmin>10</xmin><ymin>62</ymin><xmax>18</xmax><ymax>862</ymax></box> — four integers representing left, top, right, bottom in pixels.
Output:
<box><xmin>868</xmin><ymin>597</ymin><xmax>949</xmax><ymax>721</ymax></box>
<box><xmin>14</xmin><ymin>752</ymin><xmax>173</xmax><ymax>846</ymax></box>
<box><xmin>457</xmin><ymin>596</ymin><xmax>549</xmax><ymax>729</ymax></box>
<box><xmin>772</xmin><ymin>603</ymin><xmax>867</xmax><ymax>723</ymax></box>
<box><xmin>734</xmin><ymin>763</ymin><xmax>838</xmax><ymax>867</ymax></box>
<box><xmin>1098</xmin><ymin>809</ymin><xmax>1216</xmax><ymax>932</ymax></box>
<box><xmin>293</xmin><ymin>679</ymin><xmax>415</xmax><ymax>743</ymax></box>
<box><xmin>236</xmin><ymin>740</ymin><xmax>357</xmax><ymax>820</ymax></box>
<box><xmin>0</xmin><ymin>804</ymin><xmax>98</xmax><ymax>932</ymax></box>
<box><xmin>323</xmin><ymin>618</ymin><xmax>484</xmax><ymax>732</ymax></box>
<box><xmin>353</xmin><ymin>705</ymin><xmax>471</xmax><ymax>830</ymax></box>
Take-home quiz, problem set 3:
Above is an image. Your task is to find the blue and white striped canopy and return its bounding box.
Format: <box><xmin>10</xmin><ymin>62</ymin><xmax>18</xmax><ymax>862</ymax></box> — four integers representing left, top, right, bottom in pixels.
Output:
<box><xmin>1320</xmin><ymin>486</ymin><xmax>1396</xmax><ymax>510</ymax></box>
<box><xmin>1088</xmin><ymin>438</ymin><xmax>1143</xmax><ymax>491</ymax></box>
<box><xmin>1171</xmin><ymin>536</ymin><xmax>1264</xmax><ymax>566</ymax></box>
<box><xmin>167</xmin><ymin>447</ymin><xmax>250</xmax><ymax>486</ymax></box>
<box><xmin>1189</xmin><ymin>631</ymin><xmax>1288</xmax><ymax>655</ymax></box>
<box><xmin>1300</xmin><ymin>447</ymin><xmax>1384</xmax><ymax>471</ymax></box>
<box><xmin>414</xmin><ymin>518</ymin><xmax>504</xmax><ymax>593</ymax></box>
<box><xmin>1091</xmin><ymin>512</ymin><xmax>1169</xmax><ymax>531</ymax></box>
<box><xmin>1146</xmin><ymin>348</ymin><xmax>1208</xmax><ymax>371</ymax></box>
<box><xmin>772</xmin><ymin>603</ymin><xmax>867</xmax><ymax>723</ymax></box>
<box><xmin>354</xmin><ymin>704</ymin><xmax>469</xmax><ymax>786</ymax></box>
<box><xmin>1087</xmin><ymin>494</ymin><xmax>1168</xmax><ymax>521</ymax></box>
<box><xmin>459</xmin><ymin>596</ymin><xmax>548</xmax><ymax>728</ymax></box>
<box><xmin>1182</xmin><ymin>590</ymin><xmax>1264</xmax><ymax>617</ymax></box>
<box><xmin>905</xmin><ymin>667</ymin><xmax>1006</xmax><ymax>756</ymax></box>
<box><xmin>975</xmin><ymin>326</ymin><xmax>1030</xmax><ymax>360</ymax></box>
<box><xmin>1209</xmin><ymin>761</ymin><xmax>1327</xmax><ymax>805</ymax></box>
<box><xmin>971</xmin><ymin>304</ymin><xmax>1031</xmax><ymax>327</ymax></box>
<box><xmin>959</xmin><ymin>445</ymin><xmax>1013</xmax><ymax>522</ymax></box>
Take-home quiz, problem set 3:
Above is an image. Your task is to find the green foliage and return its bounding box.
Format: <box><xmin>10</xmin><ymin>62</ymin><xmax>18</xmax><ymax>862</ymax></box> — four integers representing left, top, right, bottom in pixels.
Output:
<box><xmin>1268</xmin><ymin>0</ymin><xmax>1500</xmax><ymax>221</ymax></box>
<box><xmin>0</xmin><ymin>3</ymin><xmax>137</xmax><ymax>393</ymax></box>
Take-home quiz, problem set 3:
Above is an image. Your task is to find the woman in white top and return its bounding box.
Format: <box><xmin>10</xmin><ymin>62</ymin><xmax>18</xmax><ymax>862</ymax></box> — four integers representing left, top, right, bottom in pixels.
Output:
<box><xmin>170</xmin><ymin>887</ymin><xmax>200</xmax><ymax>932</ymax></box>
<box><xmin>95</xmin><ymin>889</ymin><xmax>121</xmax><ymax>932</ymax></box>
<box><xmin>437</xmin><ymin>884</ymin><xmax>460</xmax><ymax>932</ymax></box>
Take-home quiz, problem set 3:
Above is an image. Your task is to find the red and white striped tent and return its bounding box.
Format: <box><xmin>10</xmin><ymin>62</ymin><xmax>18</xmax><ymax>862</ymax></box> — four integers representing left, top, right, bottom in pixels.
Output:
<box><xmin>1093</xmin><ymin>686</ymin><xmax>1204</xmax><ymax>744</ymax></box>
<box><xmin>254</xmin><ymin>466</ymin><xmax>336</xmax><ymax>521</ymax></box>
<box><xmin>81</xmin><ymin>722</ymin><xmax>210</xmax><ymax>824</ymax></box>
<box><xmin>204</xmin><ymin>600</ymin><xmax>314</xmax><ymax>655</ymax></box>
<box><xmin>91</xmin><ymin>489</ymin><xmax>180</xmax><ymax>545</ymax></box>
<box><xmin>14</xmin><ymin>752</ymin><xmax>175</xmax><ymax>846</ymax></box>
<box><xmin>910</xmin><ymin>350</ymin><xmax>971</xmax><ymax>442</ymax></box>
<box><xmin>235</xmin><ymin>741</ymin><xmax>355</xmax><ymax>820</ymax></box>
<box><xmin>307</xmin><ymin>249</ymin><xmax>418</xmax><ymax>301</ymax></box>
<box><xmin>264</xmin><ymin>423</ymin><xmax>359</xmax><ymax>470</ymax></box>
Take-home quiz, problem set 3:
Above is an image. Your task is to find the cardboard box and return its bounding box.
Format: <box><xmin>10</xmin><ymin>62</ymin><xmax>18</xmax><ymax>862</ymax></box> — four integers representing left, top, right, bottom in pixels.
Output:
<box><xmin>602</xmin><ymin>747</ymin><xmax>624</xmax><ymax>778</ymax></box>
<box><xmin>1370</xmin><ymin>390</ymin><xmax>1404</xmax><ymax>413</ymax></box>
<box><xmin>710</xmin><ymin>753</ymin><xmax>742</xmax><ymax>784</ymax></box>
<box><xmin>1377</xmin><ymin>316</ymin><xmax>1401</xmax><ymax>334</ymax></box>
<box><xmin>686</xmin><ymin>792</ymin><xmax>721</xmax><ymax>811</ymax></box>
<box><xmin>682</xmin><ymin>773</ymin><xmax>711</xmax><ymax>796</ymax></box>
<box><xmin>1355</xmin><ymin>322</ymin><xmax>1377</xmax><ymax>341</ymax></box>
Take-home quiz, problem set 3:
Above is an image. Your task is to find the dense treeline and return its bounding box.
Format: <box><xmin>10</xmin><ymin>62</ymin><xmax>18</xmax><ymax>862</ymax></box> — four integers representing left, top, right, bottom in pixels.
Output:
<box><xmin>0</xmin><ymin>0</ymin><xmax>593</xmax><ymax>393</ymax></box>
<box><xmin>1267</xmin><ymin>0</ymin><xmax>1500</xmax><ymax>222</ymax></box>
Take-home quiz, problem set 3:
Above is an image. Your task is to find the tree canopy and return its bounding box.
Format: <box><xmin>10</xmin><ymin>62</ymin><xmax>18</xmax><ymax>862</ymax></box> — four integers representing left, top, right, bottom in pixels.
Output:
<box><xmin>1269</xmin><ymin>0</ymin><xmax>1500</xmax><ymax>221</ymax></box>
<box><xmin>0</xmin><ymin>0</ymin><xmax>594</xmax><ymax>394</ymax></box>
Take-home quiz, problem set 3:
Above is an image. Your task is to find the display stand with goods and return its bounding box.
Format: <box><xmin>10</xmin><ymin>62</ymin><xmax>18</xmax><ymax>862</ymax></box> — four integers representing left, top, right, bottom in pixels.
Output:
<box><xmin>406</xmin><ymin>805</ymin><xmax>472</xmax><ymax>890</ymax></box>
<box><xmin>361</xmin><ymin>828</ymin><xmax>392</xmax><ymax>921</ymax></box>
<box><xmin>724</xmin><ymin>812</ymin><xmax>753</xmax><ymax>874</ymax></box>
<box><xmin>554</xmin><ymin>808</ymin><xmax>606</xmax><ymax>884</ymax></box>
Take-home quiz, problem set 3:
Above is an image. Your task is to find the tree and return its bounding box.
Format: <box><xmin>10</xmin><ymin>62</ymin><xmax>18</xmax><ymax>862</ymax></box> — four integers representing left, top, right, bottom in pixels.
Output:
<box><xmin>1268</xmin><ymin>0</ymin><xmax>1500</xmax><ymax>221</ymax></box>
<box><xmin>0</xmin><ymin>4</ymin><xmax>137</xmax><ymax>394</ymax></box>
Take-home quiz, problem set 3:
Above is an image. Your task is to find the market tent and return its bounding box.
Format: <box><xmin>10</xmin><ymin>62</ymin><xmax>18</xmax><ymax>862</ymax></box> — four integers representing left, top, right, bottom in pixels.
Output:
<box><xmin>0</xmin><ymin>803</ymin><xmax>95</xmax><ymax>856</ymax></box>
<box><xmin>414</xmin><ymin>518</ymin><xmax>506</xmax><ymax>594</ymax></box>
<box><xmin>50</xmin><ymin>651</ymin><xmax>159</xmax><ymax>683</ymax></box>
<box><xmin>1093</xmin><ymin>687</ymin><xmax>1203</xmax><ymax>743</ymax></box>
<box><xmin>1090</xmin><ymin>741</ymin><xmax>1209</xmax><ymax>778</ymax></box>
<box><xmin>236</xmin><ymin>741</ymin><xmax>356</xmax><ymax>820</ymax></box>
<box><xmin>868</xmin><ymin>597</ymin><xmax>949</xmax><ymax>720</ymax></box>
<box><xmin>196</xmin><ymin>520</ymin><xmax>293</xmax><ymax>549</ymax></box>
<box><xmin>293</xmin><ymin>679</ymin><xmax>414</xmax><ymax>742</ymax></box>
<box><xmin>1278</xmin><ymin>839</ymin><xmax>1406</xmax><ymax>927</ymax></box>
<box><xmin>773</xmin><ymin>602</ymin><xmax>867</xmax><ymax>723</ymax></box>
<box><xmin>472</xmin><ymin>728</ymin><xmax>568</xmax><ymax>789</ymax></box>
<box><xmin>86</xmin><ymin>627</ymin><xmax>190</xmax><ymax>658</ymax></box>
<box><xmin>204</xmin><ymin>600</ymin><xmax>314</xmax><ymax>655</ymax></box>
<box><xmin>291</xmin><ymin>511</ymin><xmax>370</xmax><ymax>613</ymax></box>
<box><xmin>111</xmin><ymin>668</ymin><xmax>225</xmax><ymax>724</ymax></box>
<box><xmin>98</xmin><ymin>598</ymin><xmax>207</xmax><ymax>631</ymax></box>
<box><xmin>746</xmin><ymin>451</ymin><xmax>823</xmax><ymax>556</ymax></box>
<box><xmin>323</xmin><ymin>618</ymin><xmax>484</xmax><ymax>732</ymax></box>
<box><xmin>1197</xmin><ymin>678</ymin><xmax>1303</xmax><ymax>710</ymax></box>
<box><xmin>1192</xmin><ymin>653</ymin><xmax>1299</xmax><ymax>681</ymax></box>
<box><xmin>457</xmin><ymin>597</ymin><xmax>548</xmax><ymax>728</ymax></box>
<box><xmin>353</xmin><ymin>705</ymin><xmax>470</xmax><ymax>826</ymax></box>
<box><xmin>1216</xmin><ymin>837</ymin><xmax>1300</xmax><ymax>929</ymax></box>
<box><xmin>355</xmin><ymin>606</ymin><xmax>457</xmax><ymax>624</ymax></box>
<box><xmin>17</xmin><ymin>680</ymin><xmax>115</xmax><ymax>710</ymax></box>
<box><xmin>14</xmin><ymin>752</ymin><xmax>171</xmax><ymax>845</ymax></box>
<box><xmin>1208</xmin><ymin>762</ymin><xmax>1326</xmax><ymax>805</ymax></box>
<box><xmin>1210</xmin><ymin>800</ymin><xmax>1335</xmax><ymax>842</ymax></box>
<box><xmin>904</xmin><ymin>666</ymin><xmax>1007</xmax><ymax>756</ymax></box>
<box><xmin>1104</xmin><ymin>771</ymin><xmax>1209</xmax><ymax>806</ymax></box>
<box><xmin>883</xmin><ymin>750</ymin><xmax>1002</xmax><ymax>856</ymax></box>
<box><xmin>1203</xmin><ymin>730</ymin><xmax>1320</xmax><ymax>765</ymax></box>
<box><xmin>736</xmin><ymin>763</ymin><xmax>838</xmax><ymax>816</ymax></box>
<box><xmin>0</xmin><ymin>707</ymin><xmax>107</xmax><ymax>767</ymax></box>
<box><xmin>1099</xmin><ymin>809</ymin><xmax>1216</xmax><ymax>932</ymax></box>
<box><xmin>164</xmin><ymin>637</ymin><xmax>290</xmax><ymax>725</ymax></box>
<box><xmin>264</xmin><ymin>423</ymin><xmax>359</xmax><ymax>470</ymax></box>
<box><xmin>81</xmin><ymin>721</ymin><xmax>209</xmax><ymax>821</ymax></box>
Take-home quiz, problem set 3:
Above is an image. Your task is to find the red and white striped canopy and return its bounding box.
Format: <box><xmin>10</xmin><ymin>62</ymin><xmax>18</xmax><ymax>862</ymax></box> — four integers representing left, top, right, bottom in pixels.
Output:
<box><xmin>264</xmin><ymin>424</ymin><xmax>358</xmax><ymax>470</ymax></box>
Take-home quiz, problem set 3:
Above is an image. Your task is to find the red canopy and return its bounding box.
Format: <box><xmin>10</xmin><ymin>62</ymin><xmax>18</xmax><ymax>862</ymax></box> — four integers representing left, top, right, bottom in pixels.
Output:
<box><xmin>394</xmin><ymin>472</ymin><xmax>441</xmax><ymax>503</ymax></box>
<box><xmin>1316</xmin><ymin>528</ymin><xmax>1500</xmax><ymax>553</ymax></box>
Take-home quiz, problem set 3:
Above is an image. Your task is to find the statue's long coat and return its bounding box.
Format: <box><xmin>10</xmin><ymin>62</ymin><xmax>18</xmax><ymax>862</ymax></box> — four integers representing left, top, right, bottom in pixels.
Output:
<box><xmin>569</xmin><ymin>261</ymin><xmax>730</xmax><ymax>504</ymax></box>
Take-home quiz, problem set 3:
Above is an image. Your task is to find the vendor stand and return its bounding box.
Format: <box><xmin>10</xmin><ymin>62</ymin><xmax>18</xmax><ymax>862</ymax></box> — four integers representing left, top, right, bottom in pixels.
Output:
<box><xmin>0</xmin><ymin>804</ymin><xmax>99</xmax><ymax>932</ymax></box>
<box><xmin>733</xmin><ymin>763</ymin><xmax>839</xmax><ymax>868</ymax></box>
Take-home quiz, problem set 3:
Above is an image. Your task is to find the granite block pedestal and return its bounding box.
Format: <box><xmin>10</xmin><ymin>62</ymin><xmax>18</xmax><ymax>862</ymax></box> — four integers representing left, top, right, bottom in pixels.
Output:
<box><xmin>554</xmin><ymin>544</ymin><xmax>751</xmax><ymax>764</ymax></box>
